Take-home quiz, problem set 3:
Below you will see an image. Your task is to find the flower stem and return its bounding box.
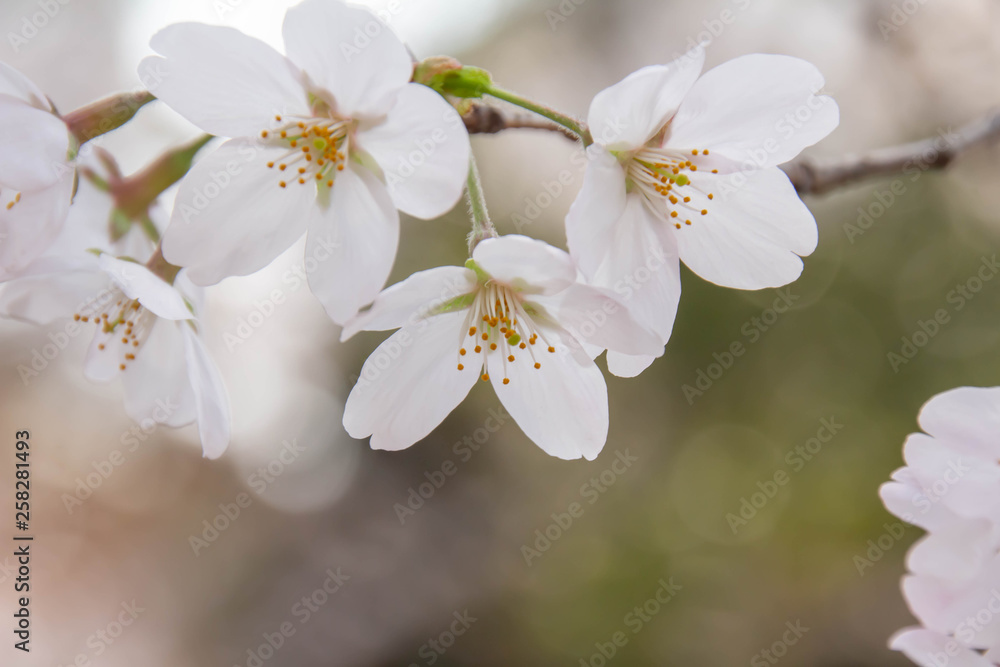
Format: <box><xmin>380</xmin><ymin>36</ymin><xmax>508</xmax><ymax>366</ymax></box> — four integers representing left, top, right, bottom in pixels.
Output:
<box><xmin>484</xmin><ymin>85</ymin><xmax>592</xmax><ymax>146</ymax></box>
<box><xmin>465</xmin><ymin>155</ymin><xmax>498</xmax><ymax>253</ymax></box>
<box><xmin>146</xmin><ymin>245</ymin><xmax>181</xmax><ymax>285</ymax></box>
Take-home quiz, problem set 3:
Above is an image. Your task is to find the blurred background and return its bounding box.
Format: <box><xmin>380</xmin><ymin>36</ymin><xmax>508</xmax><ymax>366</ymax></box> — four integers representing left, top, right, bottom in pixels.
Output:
<box><xmin>1</xmin><ymin>0</ymin><xmax>1000</xmax><ymax>664</ymax></box>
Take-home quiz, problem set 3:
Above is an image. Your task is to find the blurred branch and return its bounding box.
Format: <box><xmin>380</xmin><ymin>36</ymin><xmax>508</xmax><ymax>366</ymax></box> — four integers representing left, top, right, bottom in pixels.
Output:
<box><xmin>463</xmin><ymin>103</ymin><xmax>579</xmax><ymax>141</ymax></box>
<box><xmin>784</xmin><ymin>111</ymin><xmax>1000</xmax><ymax>195</ymax></box>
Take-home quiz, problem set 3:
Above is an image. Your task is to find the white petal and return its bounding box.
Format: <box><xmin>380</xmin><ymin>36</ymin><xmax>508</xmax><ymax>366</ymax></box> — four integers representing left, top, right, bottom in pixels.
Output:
<box><xmin>121</xmin><ymin>319</ymin><xmax>197</xmax><ymax>427</ymax></box>
<box><xmin>84</xmin><ymin>326</ymin><xmax>125</xmax><ymax>383</ymax></box>
<box><xmin>491</xmin><ymin>332</ymin><xmax>608</xmax><ymax>461</ymax></box>
<box><xmin>667</xmin><ymin>54</ymin><xmax>839</xmax><ymax>168</ymax></box>
<box><xmin>0</xmin><ymin>167</ymin><xmax>74</xmax><ymax>276</ymax></box>
<box><xmin>282</xmin><ymin>0</ymin><xmax>412</xmax><ymax>118</ymax></box>
<box><xmin>565</xmin><ymin>145</ymin><xmax>628</xmax><ymax>279</ymax></box>
<box><xmin>358</xmin><ymin>83</ymin><xmax>470</xmax><ymax>219</ymax></box>
<box><xmin>592</xmin><ymin>194</ymin><xmax>682</xmax><ymax>344</ymax></box>
<box><xmin>97</xmin><ymin>255</ymin><xmax>191</xmax><ymax>320</ymax></box>
<box><xmin>0</xmin><ymin>96</ymin><xmax>68</xmax><ymax>191</ymax></box>
<box><xmin>538</xmin><ymin>283</ymin><xmax>663</xmax><ymax>357</ymax></box>
<box><xmin>142</xmin><ymin>23</ymin><xmax>309</xmax><ymax>138</ymax></box>
<box><xmin>0</xmin><ymin>62</ymin><xmax>51</xmax><ymax>110</ymax></box>
<box><xmin>472</xmin><ymin>235</ymin><xmax>576</xmax><ymax>295</ymax></box>
<box><xmin>343</xmin><ymin>311</ymin><xmax>479</xmax><ymax>451</ymax></box>
<box><xmin>306</xmin><ymin>164</ymin><xmax>399</xmax><ymax>324</ymax></box>
<box><xmin>890</xmin><ymin>628</ymin><xmax>992</xmax><ymax>667</ymax></box>
<box><xmin>918</xmin><ymin>386</ymin><xmax>1000</xmax><ymax>460</ymax></box>
<box><xmin>0</xmin><ymin>260</ymin><xmax>105</xmax><ymax>325</ymax></box>
<box><xmin>906</xmin><ymin>519</ymin><xmax>996</xmax><ymax>580</ymax></box>
<box><xmin>879</xmin><ymin>479</ymin><xmax>963</xmax><ymax>533</ymax></box>
<box><xmin>182</xmin><ymin>325</ymin><xmax>232</xmax><ymax>459</ymax></box>
<box><xmin>340</xmin><ymin>265</ymin><xmax>476</xmax><ymax>341</ymax></box>
<box><xmin>587</xmin><ymin>49</ymin><xmax>705</xmax><ymax>151</ymax></box>
<box><xmin>163</xmin><ymin>138</ymin><xmax>311</xmax><ymax>285</ymax></box>
<box><xmin>606</xmin><ymin>351</ymin><xmax>659</xmax><ymax>378</ymax></box>
<box><xmin>675</xmin><ymin>167</ymin><xmax>817</xmax><ymax>290</ymax></box>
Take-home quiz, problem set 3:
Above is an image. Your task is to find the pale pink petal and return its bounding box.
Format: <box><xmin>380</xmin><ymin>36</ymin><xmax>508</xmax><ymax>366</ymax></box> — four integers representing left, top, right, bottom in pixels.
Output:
<box><xmin>163</xmin><ymin>138</ymin><xmax>312</xmax><ymax>285</ymax></box>
<box><xmin>587</xmin><ymin>48</ymin><xmax>705</xmax><ymax>151</ymax></box>
<box><xmin>282</xmin><ymin>0</ymin><xmax>412</xmax><ymax>118</ymax></box>
<box><xmin>890</xmin><ymin>628</ymin><xmax>992</xmax><ymax>667</ymax></box>
<box><xmin>667</xmin><ymin>54</ymin><xmax>839</xmax><ymax>168</ymax></box>
<box><xmin>142</xmin><ymin>23</ymin><xmax>309</xmax><ymax>138</ymax></box>
<box><xmin>472</xmin><ymin>235</ymin><xmax>576</xmax><ymax>296</ymax></box>
<box><xmin>181</xmin><ymin>325</ymin><xmax>232</xmax><ymax>459</ymax></box>
<box><xmin>490</xmin><ymin>329</ymin><xmax>608</xmax><ymax>461</ymax></box>
<box><xmin>98</xmin><ymin>255</ymin><xmax>191</xmax><ymax>321</ymax></box>
<box><xmin>121</xmin><ymin>319</ymin><xmax>197</xmax><ymax>428</ymax></box>
<box><xmin>341</xmin><ymin>266</ymin><xmax>476</xmax><ymax>341</ymax></box>
<box><xmin>0</xmin><ymin>167</ymin><xmax>74</xmax><ymax>276</ymax></box>
<box><xmin>343</xmin><ymin>310</ymin><xmax>479</xmax><ymax>451</ymax></box>
<box><xmin>674</xmin><ymin>167</ymin><xmax>816</xmax><ymax>290</ymax></box>
<box><xmin>565</xmin><ymin>145</ymin><xmax>627</xmax><ymax>279</ymax></box>
<box><xmin>0</xmin><ymin>96</ymin><xmax>69</xmax><ymax>191</ymax></box>
<box><xmin>918</xmin><ymin>386</ymin><xmax>1000</xmax><ymax>460</ymax></box>
<box><xmin>592</xmin><ymin>194</ymin><xmax>682</xmax><ymax>345</ymax></box>
<box><xmin>306</xmin><ymin>164</ymin><xmax>399</xmax><ymax>325</ymax></box>
<box><xmin>357</xmin><ymin>83</ymin><xmax>470</xmax><ymax>219</ymax></box>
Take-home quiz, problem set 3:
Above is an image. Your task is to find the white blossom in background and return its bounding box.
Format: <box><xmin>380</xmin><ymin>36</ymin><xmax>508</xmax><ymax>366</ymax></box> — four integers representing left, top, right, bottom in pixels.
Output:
<box><xmin>566</xmin><ymin>50</ymin><xmax>839</xmax><ymax>377</ymax></box>
<box><xmin>881</xmin><ymin>386</ymin><xmax>1000</xmax><ymax>667</ymax></box>
<box><xmin>0</xmin><ymin>186</ymin><xmax>231</xmax><ymax>458</ymax></box>
<box><xmin>0</xmin><ymin>61</ymin><xmax>76</xmax><ymax>279</ymax></box>
<box><xmin>341</xmin><ymin>235</ymin><xmax>662</xmax><ymax>460</ymax></box>
<box><xmin>144</xmin><ymin>0</ymin><xmax>471</xmax><ymax>325</ymax></box>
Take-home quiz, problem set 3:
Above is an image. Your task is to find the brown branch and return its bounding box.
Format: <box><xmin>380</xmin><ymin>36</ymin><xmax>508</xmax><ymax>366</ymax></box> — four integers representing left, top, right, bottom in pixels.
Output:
<box><xmin>784</xmin><ymin>111</ymin><xmax>1000</xmax><ymax>195</ymax></box>
<box><xmin>463</xmin><ymin>103</ymin><xmax>578</xmax><ymax>141</ymax></box>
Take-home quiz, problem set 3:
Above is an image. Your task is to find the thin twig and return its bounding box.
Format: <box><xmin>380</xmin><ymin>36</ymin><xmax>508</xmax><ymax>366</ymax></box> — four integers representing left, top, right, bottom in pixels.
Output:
<box><xmin>463</xmin><ymin>103</ymin><xmax>579</xmax><ymax>141</ymax></box>
<box><xmin>783</xmin><ymin>111</ymin><xmax>1000</xmax><ymax>195</ymax></box>
<box><xmin>464</xmin><ymin>104</ymin><xmax>1000</xmax><ymax>197</ymax></box>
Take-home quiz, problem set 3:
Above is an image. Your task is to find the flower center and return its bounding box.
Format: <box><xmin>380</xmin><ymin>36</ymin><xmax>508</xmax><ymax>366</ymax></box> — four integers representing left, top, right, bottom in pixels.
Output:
<box><xmin>457</xmin><ymin>283</ymin><xmax>555</xmax><ymax>385</ymax></box>
<box><xmin>626</xmin><ymin>147</ymin><xmax>718</xmax><ymax>229</ymax></box>
<box><xmin>261</xmin><ymin>114</ymin><xmax>351</xmax><ymax>190</ymax></box>
<box><xmin>74</xmin><ymin>290</ymin><xmax>155</xmax><ymax>371</ymax></box>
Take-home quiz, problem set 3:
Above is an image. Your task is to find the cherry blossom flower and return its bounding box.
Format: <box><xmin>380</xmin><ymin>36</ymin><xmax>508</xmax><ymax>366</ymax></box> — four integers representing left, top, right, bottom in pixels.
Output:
<box><xmin>566</xmin><ymin>50</ymin><xmax>839</xmax><ymax>377</ymax></box>
<box><xmin>881</xmin><ymin>387</ymin><xmax>1000</xmax><ymax>667</ymax></box>
<box><xmin>0</xmin><ymin>61</ymin><xmax>75</xmax><ymax>279</ymax></box>
<box><xmin>341</xmin><ymin>235</ymin><xmax>662</xmax><ymax>460</ymax></box>
<box><xmin>0</xmin><ymin>192</ymin><xmax>231</xmax><ymax>458</ymax></box>
<box><xmin>144</xmin><ymin>0</ymin><xmax>471</xmax><ymax>324</ymax></box>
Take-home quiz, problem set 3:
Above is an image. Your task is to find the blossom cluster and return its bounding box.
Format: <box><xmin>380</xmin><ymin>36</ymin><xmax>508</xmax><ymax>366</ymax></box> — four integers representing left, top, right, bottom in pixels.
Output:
<box><xmin>0</xmin><ymin>0</ymin><xmax>838</xmax><ymax>461</ymax></box>
<box><xmin>882</xmin><ymin>386</ymin><xmax>1000</xmax><ymax>667</ymax></box>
